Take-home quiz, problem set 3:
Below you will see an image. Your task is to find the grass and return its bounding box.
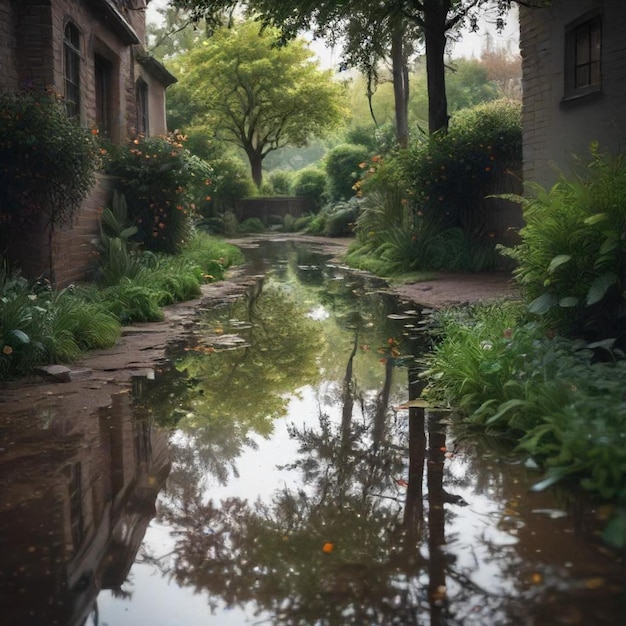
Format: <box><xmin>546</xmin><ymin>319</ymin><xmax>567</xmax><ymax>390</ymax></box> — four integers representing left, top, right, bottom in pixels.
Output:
<box><xmin>0</xmin><ymin>231</ymin><xmax>243</xmax><ymax>380</ymax></box>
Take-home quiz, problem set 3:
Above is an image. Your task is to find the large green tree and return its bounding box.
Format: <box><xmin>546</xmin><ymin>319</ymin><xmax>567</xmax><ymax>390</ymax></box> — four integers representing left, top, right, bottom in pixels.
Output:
<box><xmin>166</xmin><ymin>20</ymin><xmax>346</xmax><ymax>188</ymax></box>
<box><xmin>171</xmin><ymin>0</ymin><xmax>526</xmax><ymax>134</ymax></box>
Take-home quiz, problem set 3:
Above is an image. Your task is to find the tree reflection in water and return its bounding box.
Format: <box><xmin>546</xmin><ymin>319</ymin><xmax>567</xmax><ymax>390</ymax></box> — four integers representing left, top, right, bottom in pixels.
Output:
<box><xmin>130</xmin><ymin>242</ymin><xmax>624</xmax><ymax>625</ymax></box>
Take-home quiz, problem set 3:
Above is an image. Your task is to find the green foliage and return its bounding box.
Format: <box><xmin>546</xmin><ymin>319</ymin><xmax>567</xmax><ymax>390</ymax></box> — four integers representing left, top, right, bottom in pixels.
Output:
<box><xmin>239</xmin><ymin>217</ymin><xmax>266</xmax><ymax>233</ymax></box>
<box><xmin>324</xmin><ymin>143</ymin><xmax>371</xmax><ymax>201</ymax></box>
<box><xmin>0</xmin><ymin>266</ymin><xmax>120</xmax><ymax>380</ymax></box>
<box><xmin>500</xmin><ymin>146</ymin><xmax>626</xmax><ymax>346</ymax></box>
<box><xmin>203</xmin><ymin>155</ymin><xmax>256</xmax><ymax>213</ymax></box>
<box><xmin>290</xmin><ymin>167</ymin><xmax>327</xmax><ymax>209</ymax></box>
<box><xmin>424</xmin><ymin>301</ymin><xmax>626</xmax><ymax>545</ymax></box>
<box><xmin>0</xmin><ymin>89</ymin><xmax>99</xmax><ymax>233</ymax></box>
<box><xmin>268</xmin><ymin>169</ymin><xmax>294</xmax><ymax>195</ymax></box>
<box><xmin>167</xmin><ymin>20</ymin><xmax>346</xmax><ymax>188</ymax></box>
<box><xmin>403</xmin><ymin>99</ymin><xmax>522</xmax><ymax>233</ymax></box>
<box><xmin>104</xmin><ymin>132</ymin><xmax>212</xmax><ymax>253</ymax></box>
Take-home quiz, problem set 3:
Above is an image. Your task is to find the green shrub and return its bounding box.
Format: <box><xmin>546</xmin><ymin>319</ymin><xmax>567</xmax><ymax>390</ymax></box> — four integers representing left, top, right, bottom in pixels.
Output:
<box><xmin>424</xmin><ymin>301</ymin><xmax>626</xmax><ymax>544</ymax></box>
<box><xmin>0</xmin><ymin>89</ymin><xmax>99</xmax><ymax>245</ymax></box>
<box><xmin>402</xmin><ymin>99</ymin><xmax>522</xmax><ymax>234</ymax></box>
<box><xmin>206</xmin><ymin>155</ymin><xmax>256</xmax><ymax>213</ymax></box>
<box><xmin>500</xmin><ymin>145</ymin><xmax>626</xmax><ymax>346</ymax></box>
<box><xmin>324</xmin><ymin>143</ymin><xmax>371</xmax><ymax>201</ymax></box>
<box><xmin>268</xmin><ymin>169</ymin><xmax>294</xmax><ymax>195</ymax></box>
<box><xmin>104</xmin><ymin>132</ymin><xmax>212</xmax><ymax>254</ymax></box>
<box><xmin>239</xmin><ymin>217</ymin><xmax>266</xmax><ymax>233</ymax></box>
<box><xmin>290</xmin><ymin>167</ymin><xmax>327</xmax><ymax>209</ymax></box>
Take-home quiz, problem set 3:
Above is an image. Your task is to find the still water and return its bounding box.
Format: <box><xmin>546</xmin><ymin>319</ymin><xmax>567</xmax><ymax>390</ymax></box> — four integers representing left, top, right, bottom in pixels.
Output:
<box><xmin>1</xmin><ymin>238</ymin><xmax>624</xmax><ymax>625</ymax></box>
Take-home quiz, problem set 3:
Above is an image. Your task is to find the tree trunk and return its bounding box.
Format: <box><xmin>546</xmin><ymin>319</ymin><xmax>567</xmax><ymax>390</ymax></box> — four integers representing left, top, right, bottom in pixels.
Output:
<box><xmin>248</xmin><ymin>149</ymin><xmax>264</xmax><ymax>190</ymax></box>
<box><xmin>424</xmin><ymin>0</ymin><xmax>450</xmax><ymax>134</ymax></box>
<box><xmin>391</xmin><ymin>21</ymin><xmax>409</xmax><ymax>149</ymax></box>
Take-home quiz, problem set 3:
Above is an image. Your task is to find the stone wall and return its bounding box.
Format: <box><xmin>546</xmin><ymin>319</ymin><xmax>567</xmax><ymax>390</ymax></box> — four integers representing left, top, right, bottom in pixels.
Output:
<box><xmin>520</xmin><ymin>0</ymin><xmax>626</xmax><ymax>187</ymax></box>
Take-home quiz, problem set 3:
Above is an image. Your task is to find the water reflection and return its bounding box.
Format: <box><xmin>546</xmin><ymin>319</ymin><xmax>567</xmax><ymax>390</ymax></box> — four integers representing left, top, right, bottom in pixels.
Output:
<box><xmin>0</xmin><ymin>386</ymin><xmax>170</xmax><ymax>626</ymax></box>
<box><xmin>1</xmin><ymin>239</ymin><xmax>624</xmax><ymax>625</ymax></box>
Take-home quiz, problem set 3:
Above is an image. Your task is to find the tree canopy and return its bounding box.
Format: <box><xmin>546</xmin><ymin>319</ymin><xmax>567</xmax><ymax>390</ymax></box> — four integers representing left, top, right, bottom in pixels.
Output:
<box><xmin>166</xmin><ymin>20</ymin><xmax>346</xmax><ymax>188</ymax></box>
<box><xmin>171</xmin><ymin>0</ymin><xmax>523</xmax><ymax>135</ymax></box>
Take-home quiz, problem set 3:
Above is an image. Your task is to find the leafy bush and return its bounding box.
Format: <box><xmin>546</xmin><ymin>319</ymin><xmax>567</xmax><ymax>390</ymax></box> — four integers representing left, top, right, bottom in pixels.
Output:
<box><xmin>0</xmin><ymin>264</ymin><xmax>120</xmax><ymax>380</ymax></box>
<box><xmin>239</xmin><ymin>217</ymin><xmax>266</xmax><ymax>233</ymax></box>
<box><xmin>500</xmin><ymin>146</ymin><xmax>626</xmax><ymax>346</ymax></box>
<box><xmin>268</xmin><ymin>169</ymin><xmax>294</xmax><ymax>195</ymax></box>
<box><xmin>402</xmin><ymin>99</ymin><xmax>522</xmax><ymax>234</ymax></box>
<box><xmin>324</xmin><ymin>143</ymin><xmax>371</xmax><ymax>201</ymax></box>
<box><xmin>104</xmin><ymin>132</ymin><xmax>212</xmax><ymax>254</ymax></box>
<box><xmin>423</xmin><ymin>301</ymin><xmax>626</xmax><ymax>547</ymax></box>
<box><xmin>290</xmin><ymin>167</ymin><xmax>327</xmax><ymax>210</ymax></box>
<box><xmin>0</xmin><ymin>89</ymin><xmax>99</xmax><ymax>239</ymax></box>
<box><xmin>204</xmin><ymin>155</ymin><xmax>256</xmax><ymax>214</ymax></box>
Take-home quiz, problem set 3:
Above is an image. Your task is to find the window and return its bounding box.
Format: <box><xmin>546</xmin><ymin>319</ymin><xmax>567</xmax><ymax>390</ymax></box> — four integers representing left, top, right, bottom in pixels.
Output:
<box><xmin>136</xmin><ymin>79</ymin><xmax>149</xmax><ymax>135</ymax></box>
<box><xmin>63</xmin><ymin>23</ymin><xmax>81</xmax><ymax>118</ymax></box>
<box><xmin>94</xmin><ymin>55</ymin><xmax>112</xmax><ymax>136</ymax></box>
<box><xmin>564</xmin><ymin>14</ymin><xmax>602</xmax><ymax>100</ymax></box>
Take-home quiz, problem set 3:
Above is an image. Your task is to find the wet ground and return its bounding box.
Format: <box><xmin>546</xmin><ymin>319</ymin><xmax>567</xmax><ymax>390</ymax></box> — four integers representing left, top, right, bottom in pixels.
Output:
<box><xmin>0</xmin><ymin>237</ymin><xmax>624</xmax><ymax>625</ymax></box>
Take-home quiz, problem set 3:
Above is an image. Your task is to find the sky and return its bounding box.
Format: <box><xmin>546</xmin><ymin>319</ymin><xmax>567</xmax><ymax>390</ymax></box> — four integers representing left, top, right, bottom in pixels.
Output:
<box><xmin>145</xmin><ymin>1</ymin><xmax>520</xmax><ymax>68</ymax></box>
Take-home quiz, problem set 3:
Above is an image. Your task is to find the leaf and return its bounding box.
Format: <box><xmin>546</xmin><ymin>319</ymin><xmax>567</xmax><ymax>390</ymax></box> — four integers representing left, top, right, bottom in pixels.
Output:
<box><xmin>485</xmin><ymin>398</ymin><xmax>528</xmax><ymax>425</ymax></box>
<box><xmin>528</xmin><ymin>292</ymin><xmax>557</xmax><ymax>315</ymax></box>
<box><xmin>530</xmin><ymin>468</ymin><xmax>570</xmax><ymax>492</ymax></box>
<box><xmin>558</xmin><ymin>296</ymin><xmax>579</xmax><ymax>308</ymax></box>
<box><xmin>394</xmin><ymin>399</ymin><xmax>430</xmax><ymax>409</ymax></box>
<box><xmin>7</xmin><ymin>329</ymin><xmax>30</xmax><ymax>345</ymax></box>
<box><xmin>547</xmin><ymin>254</ymin><xmax>572</xmax><ymax>274</ymax></box>
<box><xmin>586</xmin><ymin>272</ymin><xmax>618</xmax><ymax>305</ymax></box>
<box><xmin>583</xmin><ymin>212</ymin><xmax>608</xmax><ymax>225</ymax></box>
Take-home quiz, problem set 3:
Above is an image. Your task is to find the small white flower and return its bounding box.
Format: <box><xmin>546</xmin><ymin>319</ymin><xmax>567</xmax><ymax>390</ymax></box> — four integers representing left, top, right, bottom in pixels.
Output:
<box><xmin>480</xmin><ymin>340</ymin><xmax>494</xmax><ymax>351</ymax></box>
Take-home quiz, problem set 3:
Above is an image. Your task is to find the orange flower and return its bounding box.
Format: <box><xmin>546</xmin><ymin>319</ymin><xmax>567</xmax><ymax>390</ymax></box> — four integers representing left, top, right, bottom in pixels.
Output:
<box><xmin>322</xmin><ymin>542</ymin><xmax>334</xmax><ymax>553</ymax></box>
<box><xmin>3</xmin><ymin>345</ymin><xmax>13</xmax><ymax>355</ymax></box>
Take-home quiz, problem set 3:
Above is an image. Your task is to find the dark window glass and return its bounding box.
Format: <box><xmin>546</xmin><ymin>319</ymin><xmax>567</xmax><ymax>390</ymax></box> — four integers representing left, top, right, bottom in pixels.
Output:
<box><xmin>64</xmin><ymin>23</ymin><xmax>81</xmax><ymax>118</ymax></box>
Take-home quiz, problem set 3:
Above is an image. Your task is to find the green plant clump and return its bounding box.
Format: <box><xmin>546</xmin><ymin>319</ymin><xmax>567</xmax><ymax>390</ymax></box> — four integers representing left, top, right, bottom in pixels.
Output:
<box><xmin>500</xmin><ymin>145</ymin><xmax>626</xmax><ymax>346</ymax></box>
<box><xmin>324</xmin><ymin>143</ymin><xmax>371</xmax><ymax>202</ymax></box>
<box><xmin>290</xmin><ymin>167</ymin><xmax>327</xmax><ymax>210</ymax></box>
<box><xmin>423</xmin><ymin>301</ymin><xmax>626</xmax><ymax>548</ymax></box>
<box><xmin>0</xmin><ymin>89</ymin><xmax>99</xmax><ymax>239</ymax></box>
<box><xmin>104</xmin><ymin>132</ymin><xmax>212</xmax><ymax>254</ymax></box>
<box><xmin>403</xmin><ymin>99</ymin><xmax>522</xmax><ymax>234</ymax></box>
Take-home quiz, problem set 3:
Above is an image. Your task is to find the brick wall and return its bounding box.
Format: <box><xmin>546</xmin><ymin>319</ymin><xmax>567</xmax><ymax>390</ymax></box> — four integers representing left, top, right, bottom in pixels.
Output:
<box><xmin>0</xmin><ymin>0</ymin><xmax>168</xmax><ymax>285</ymax></box>
<box><xmin>0</xmin><ymin>0</ymin><xmax>19</xmax><ymax>87</ymax></box>
<box><xmin>520</xmin><ymin>0</ymin><xmax>626</xmax><ymax>187</ymax></box>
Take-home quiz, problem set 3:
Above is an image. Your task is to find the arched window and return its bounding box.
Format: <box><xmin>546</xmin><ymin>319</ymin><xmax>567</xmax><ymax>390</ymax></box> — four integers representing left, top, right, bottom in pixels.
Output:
<box><xmin>64</xmin><ymin>23</ymin><xmax>81</xmax><ymax>118</ymax></box>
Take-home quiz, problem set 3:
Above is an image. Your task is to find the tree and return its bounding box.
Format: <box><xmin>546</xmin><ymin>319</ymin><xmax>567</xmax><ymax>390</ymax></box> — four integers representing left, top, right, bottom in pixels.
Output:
<box><xmin>166</xmin><ymin>21</ymin><xmax>346</xmax><ymax>188</ymax></box>
<box><xmin>171</xmin><ymin>0</ymin><xmax>524</xmax><ymax>134</ymax></box>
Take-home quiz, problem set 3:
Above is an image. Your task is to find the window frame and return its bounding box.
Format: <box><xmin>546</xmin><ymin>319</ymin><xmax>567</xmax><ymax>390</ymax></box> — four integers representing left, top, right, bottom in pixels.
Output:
<box><xmin>136</xmin><ymin>78</ymin><xmax>149</xmax><ymax>136</ymax></box>
<box><xmin>563</xmin><ymin>11</ymin><xmax>602</xmax><ymax>102</ymax></box>
<box><xmin>63</xmin><ymin>22</ymin><xmax>81</xmax><ymax>119</ymax></box>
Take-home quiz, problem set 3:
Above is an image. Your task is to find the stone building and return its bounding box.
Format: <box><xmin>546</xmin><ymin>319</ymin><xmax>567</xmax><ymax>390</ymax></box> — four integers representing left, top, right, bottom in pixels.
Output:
<box><xmin>519</xmin><ymin>0</ymin><xmax>626</xmax><ymax>186</ymax></box>
<box><xmin>0</xmin><ymin>0</ymin><xmax>176</xmax><ymax>285</ymax></box>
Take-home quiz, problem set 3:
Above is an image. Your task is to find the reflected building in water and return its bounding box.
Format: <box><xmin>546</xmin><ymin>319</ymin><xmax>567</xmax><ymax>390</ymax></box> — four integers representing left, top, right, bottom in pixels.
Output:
<box><xmin>0</xmin><ymin>381</ymin><xmax>171</xmax><ymax>626</ymax></box>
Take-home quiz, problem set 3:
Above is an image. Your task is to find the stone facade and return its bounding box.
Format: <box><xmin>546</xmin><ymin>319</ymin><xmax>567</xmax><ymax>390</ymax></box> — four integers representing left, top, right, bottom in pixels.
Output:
<box><xmin>0</xmin><ymin>0</ymin><xmax>176</xmax><ymax>286</ymax></box>
<box><xmin>520</xmin><ymin>0</ymin><xmax>626</xmax><ymax>187</ymax></box>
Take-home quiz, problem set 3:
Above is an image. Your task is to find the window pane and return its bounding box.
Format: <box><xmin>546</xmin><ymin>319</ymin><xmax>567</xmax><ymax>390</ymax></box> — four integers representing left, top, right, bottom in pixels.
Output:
<box><xmin>575</xmin><ymin>29</ymin><xmax>589</xmax><ymax>65</ymax></box>
<box><xmin>575</xmin><ymin>65</ymin><xmax>590</xmax><ymax>88</ymax></box>
<box><xmin>590</xmin><ymin>24</ymin><xmax>601</xmax><ymax>61</ymax></box>
<box><xmin>590</xmin><ymin>61</ymin><xmax>601</xmax><ymax>85</ymax></box>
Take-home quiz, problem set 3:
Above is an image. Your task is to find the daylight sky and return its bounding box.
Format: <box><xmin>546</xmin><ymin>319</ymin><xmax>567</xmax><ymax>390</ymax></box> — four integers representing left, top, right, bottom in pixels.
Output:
<box><xmin>145</xmin><ymin>0</ymin><xmax>520</xmax><ymax>68</ymax></box>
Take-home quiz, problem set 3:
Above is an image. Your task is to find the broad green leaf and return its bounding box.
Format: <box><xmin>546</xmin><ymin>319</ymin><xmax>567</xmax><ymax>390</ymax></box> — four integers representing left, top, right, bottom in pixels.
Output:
<box><xmin>558</xmin><ymin>296</ymin><xmax>579</xmax><ymax>308</ymax></box>
<box><xmin>486</xmin><ymin>398</ymin><xmax>528</xmax><ymax>425</ymax></box>
<box><xmin>547</xmin><ymin>254</ymin><xmax>572</xmax><ymax>274</ymax></box>
<box><xmin>586</xmin><ymin>272</ymin><xmax>618</xmax><ymax>305</ymax></box>
<box><xmin>583</xmin><ymin>213</ymin><xmax>608</xmax><ymax>225</ymax></box>
<box><xmin>7</xmin><ymin>329</ymin><xmax>30</xmax><ymax>344</ymax></box>
<box><xmin>528</xmin><ymin>292</ymin><xmax>557</xmax><ymax>315</ymax></box>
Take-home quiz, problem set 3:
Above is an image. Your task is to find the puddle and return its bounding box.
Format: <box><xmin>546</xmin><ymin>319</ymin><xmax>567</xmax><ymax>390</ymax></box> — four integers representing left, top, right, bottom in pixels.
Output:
<box><xmin>0</xmin><ymin>239</ymin><xmax>624</xmax><ymax>625</ymax></box>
